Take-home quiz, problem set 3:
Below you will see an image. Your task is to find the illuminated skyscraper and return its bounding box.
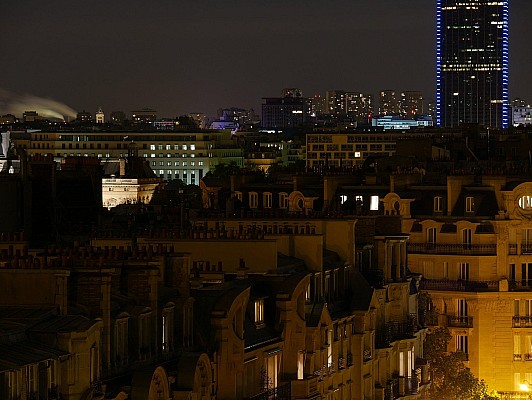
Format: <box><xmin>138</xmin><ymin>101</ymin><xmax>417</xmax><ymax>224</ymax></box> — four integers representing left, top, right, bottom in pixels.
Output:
<box><xmin>436</xmin><ymin>0</ymin><xmax>509</xmax><ymax>129</ymax></box>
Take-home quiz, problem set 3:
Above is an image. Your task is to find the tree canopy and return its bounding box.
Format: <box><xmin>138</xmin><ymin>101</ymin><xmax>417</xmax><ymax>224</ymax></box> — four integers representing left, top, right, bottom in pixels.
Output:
<box><xmin>424</xmin><ymin>326</ymin><xmax>499</xmax><ymax>400</ymax></box>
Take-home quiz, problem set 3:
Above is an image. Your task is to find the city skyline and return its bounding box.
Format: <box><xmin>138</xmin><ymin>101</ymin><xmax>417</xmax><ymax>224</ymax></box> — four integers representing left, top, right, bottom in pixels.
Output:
<box><xmin>1</xmin><ymin>0</ymin><xmax>532</xmax><ymax>118</ymax></box>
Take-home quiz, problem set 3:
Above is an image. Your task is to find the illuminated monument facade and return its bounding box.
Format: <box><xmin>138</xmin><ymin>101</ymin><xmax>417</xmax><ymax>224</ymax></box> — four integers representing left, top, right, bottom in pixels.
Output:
<box><xmin>436</xmin><ymin>0</ymin><xmax>509</xmax><ymax>129</ymax></box>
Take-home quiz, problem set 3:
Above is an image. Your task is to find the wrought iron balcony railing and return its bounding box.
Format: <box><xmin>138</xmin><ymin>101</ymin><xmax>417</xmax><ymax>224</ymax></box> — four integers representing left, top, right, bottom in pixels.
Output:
<box><xmin>513</xmin><ymin>316</ymin><xmax>532</xmax><ymax>328</ymax></box>
<box><xmin>420</xmin><ymin>278</ymin><xmax>499</xmax><ymax>292</ymax></box>
<box><xmin>509</xmin><ymin>281</ymin><xmax>532</xmax><ymax>292</ymax></box>
<box><xmin>447</xmin><ymin>315</ymin><xmax>473</xmax><ymax>328</ymax></box>
<box><xmin>247</xmin><ymin>383</ymin><xmax>291</xmax><ymax>400</ymax></box>
<box><xmin>409</xmin><ymin>242</ymin><xmax>497</xmax><ymax>255</ymax></box>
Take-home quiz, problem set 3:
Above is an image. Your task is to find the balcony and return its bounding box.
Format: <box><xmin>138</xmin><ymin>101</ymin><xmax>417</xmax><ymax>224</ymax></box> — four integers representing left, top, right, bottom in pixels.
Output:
<box><xmin>247</xmin><ymin>382</ymin><xmax>291</xmax><ymax>400</ymax></box>
<box><xmin>523</xmin><ymin>244</ymin><xmax>532</xmax><ymax>254</ymax></box>
<box><xmin>509</xmin><ymin>281</ymin><xmax>532</xmax><ymax>292</ymax></box>
<box><xmin>408</xmin><ymin>243</ymin><xmax>497</xmax><ymax>256</ymax></box>
<box><xmin>513</xmin><ymin>316</ymin><xmax>532</xmax><ymax>328</ymax></box>
<box><xmin>420</xmin><ymin>279</ymin><xmax>499</xmax><ymax>292</ymax></box>
<box><xmin>384</xmin><ymin>377</ymin><xmax>419</xmax><ymax>400</ymax></box>
<box><xmin>376</xmin><ymin>318</ymin><xmax>416</xmax><ymax>348</ymax></box>
<box><xmin>447</xmin><ymin>315</ymin><xmax>473</xmax><ymax>328</ymax></box>
<box><xmin>291</xmin><ymin>376</ymin><xmax>319</xmax><ymax>399</ymax></box>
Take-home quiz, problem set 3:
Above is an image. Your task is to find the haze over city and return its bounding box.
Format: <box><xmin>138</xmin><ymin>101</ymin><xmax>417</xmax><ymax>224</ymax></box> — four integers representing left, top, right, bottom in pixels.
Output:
<box><xmin>1</xmin><ymin>0</ymin><xmax>532</xmax><ymax>117</ymax></box>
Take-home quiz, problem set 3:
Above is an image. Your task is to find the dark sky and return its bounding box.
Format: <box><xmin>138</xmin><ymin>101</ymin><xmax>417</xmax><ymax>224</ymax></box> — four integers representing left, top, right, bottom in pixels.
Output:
<box><xmin>1</xmin><ymin>0</ymin><xmax>531</xmax><ymax>118</ymax></box>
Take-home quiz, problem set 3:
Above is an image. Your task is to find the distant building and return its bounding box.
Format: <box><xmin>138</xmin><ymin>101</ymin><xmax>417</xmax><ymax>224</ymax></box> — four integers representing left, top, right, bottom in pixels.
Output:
<box><xmin>217</xmin><ymin>108</ymin><xmax>257</xmax><ymax>126</ymax></box>
<box><xmin>102</xmin><ymin>143</ymin><xmax>163</xmax><ymax>209</ymax></box>
<box><xmin>0</xmin><ymin>114</ymin><xmax>17</xmax><ymax>125</ymax></box>
<box><xmin>261</xmin><ymin>95</ymin><xmax>309</xmax><ymax>130</ymax></box>
<box><xmin>76</xmin><ymin>110</ymin><xmax>92</xmax><ymax>123</ymax></box>
<box><xmin>512</xmin><ymin>98</ymin><xmax>529</xmax><ymax>108</ymax></box>
<box><xmin>399</xmin><ymin>91</ymin><xmax>423</xmax><ymax>118</ymax></box>
<box><xmin>110</xmin><ymin>111</ymin><xmax>126</xmax><ymax>125</ymax></box>
<box><xmin>345</xmin><ymin>92</ymin><xmax>373</xmax><ymax>122</ymax></box>
<box><xmin>372</xmin><ymin>115</ymin><xmax>433</xmax><ymax>130</ymax></box>
<box><xmin>379</xmin><ymin>90</ymin><xmax>399</xmax><ymax>115</ymax></box>
<box><xmin>188</xmin><ymin>112</ymin><xmax>208</xmax><ymax>129</ymax></box>
<box><xmin>23</xmin><ymin>111</ymin><xmax>46</xmax><ymax>123</ymax></box>
<box><xmin>309</xmin><ymin>94</ymin><xmax>326</xmax><ymax>115</ymax></box>
<box><xmin>512</xmin><ymin>106</ymin><xmax>532</xmax><ymax>127</ymax></box>
<box><xmin>436</xmin><ymin>0</ymin><xmax>509</xmax><ymax>128</ymax></box>
<box><xmin>326</xmin><ymin>90</ymin><xmax>347</xmax><ymax>115</ymax></box>
<box><xmin>281</xmin><ymin>87</ymin><xmax>303</xmax><ymax>98</ymax></box>
<box><xmin>95</xmin><ymin>106</ymin><xmax>105</xmax><ymax>123</ymax></box>
<box><xmin>12</xmin><ymin>130</ymin><xmax>243</xmax><ymax>184</ymax></box>
<box><xmin>131</xmin><ymin>108</ymin><xmax>157</xmax><ymax>124</ymax></box>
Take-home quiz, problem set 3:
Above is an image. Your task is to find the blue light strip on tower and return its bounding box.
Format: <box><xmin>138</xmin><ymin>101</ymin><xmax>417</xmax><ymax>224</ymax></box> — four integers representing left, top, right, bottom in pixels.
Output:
<box><xmin>435</xmin><ymin>0</ymin><xmax>442</xmax><ymax>127</ymax></box>
<box><xmin>502</xmin><ymin>0</ymin><xmax>509</xmax><ymax>129</ymax></box>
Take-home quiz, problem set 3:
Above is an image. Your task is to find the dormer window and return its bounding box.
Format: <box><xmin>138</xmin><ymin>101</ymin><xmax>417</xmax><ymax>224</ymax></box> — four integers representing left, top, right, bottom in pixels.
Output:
<box><xmin>249</xmin><ymin>192</ymin><xmax>258</xmax><ymax>209</ymax></box>
<box><xmin>263</xmin><ymin>192</ymin><xmax>272</xmax><ymax>208</ymax></box>
<box><xmin>427</xmin><ymin>227</ymin><xmax>437</xmax><ymax>244</ymax></box>
<box><xmin>305</xmin><ymin>281</ymin><xmax>311</xmax><ymax>303</ymax></box>
<box><xmin>370</xmin><ymin>195</ymin><xmax>379</xmax><ymax>211</ymax></box>
<box><xmin>519</xmin><ymin>195</ymin><xmax>532</xmax><ymax>210</ymax></box>
<box><xmin>279</xmin><ymin>192</ymin><xmax>289</xmax><ymax>209</ymax></box>
<box><xmin>254</xmin><ymin>299</ymin><xmax>265</xmax><ymax>327</ymax></box>
<box><xmin>434</xmin><ymin>196</ymin><xmax>443</xmax><ymax>212</ymax></box>
<box><xmin>465</xmin><ymin>196</ymin><xmax>474</xmax><ymax>213</ymax></box>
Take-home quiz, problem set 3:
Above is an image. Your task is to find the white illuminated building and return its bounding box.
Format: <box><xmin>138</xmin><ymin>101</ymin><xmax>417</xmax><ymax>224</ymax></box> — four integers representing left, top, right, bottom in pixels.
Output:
<box><xmin>102</xmin><ymin>143</ymin><xmax>163</xmax><ymax>209</ymax></box>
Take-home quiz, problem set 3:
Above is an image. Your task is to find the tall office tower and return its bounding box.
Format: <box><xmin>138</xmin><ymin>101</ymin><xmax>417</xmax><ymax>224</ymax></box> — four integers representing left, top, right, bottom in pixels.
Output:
<box><xmin>325</xmin><ymin>90</ymin><xmax>347</xmax><ymax>115</ymax></box>
<box><xmin>345</xmin><ymin>92</ymin><xmax>374</xmax><ymax>122</ymax></box>
<box><xmin>400</xmin><ymin>91</ymin><xmax>424</xmax><ymax>118</ymax></box>
<box><xmin>436</xmin><ymin>0</ymin><xmax>509</xmax><ymax>128</ymax></box>
<box><xmin>379</xmin><ymin>90</ymin><xmax>399</xmax><ymax>115</ymax></box>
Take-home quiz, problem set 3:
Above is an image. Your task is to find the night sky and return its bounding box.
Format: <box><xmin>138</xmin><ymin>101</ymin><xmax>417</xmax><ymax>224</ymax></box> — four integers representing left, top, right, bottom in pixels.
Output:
<box><xmin>1</xmin><ymin>0</ymin><xmax>531</xmax><ymax>119</ymax></box>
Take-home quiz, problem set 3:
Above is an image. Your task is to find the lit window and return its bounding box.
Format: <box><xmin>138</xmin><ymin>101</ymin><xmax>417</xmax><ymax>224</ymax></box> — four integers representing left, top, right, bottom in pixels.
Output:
<box><xmin>519</xmin><ymin>195</ymin><xmax>532</xmax><ymax>210</ymax></box>
<box><xmin>249</xmin><ymin>192</ymin><xmax>258</xmax><ymax>208</ymax></box>
<box><xmin>182</xmin><ymin>144</ymin><xmax>187</xmax><ymax>150</ymax></box>
<box><xmin>340</xmin><ymin>195</ymin><xmax>347</xmax><ymax>204</ymax></box>
<box><xmin>427</xmin><ymin>227</ymin><xmax>437</xmax><ymax>244</ymax></box>
<box><xmin>150</xmin><ymin>144</ymin><xmax>155</xmax><ymax>151</ymax></box>
<box><xmin>465</xmin><ymin>196</ymin><xmax>474</xmax><ymax>212</ymax></box>
<box><xmin>434</xmin><ymin>196</ymin><xmax>442</xmax><ymax>212</ymax></box>
<box><xmin>198</xmin><ymin>161</ymin><xmax>204</xmax><ymax>166</ymax></box>
<box><xmin>158</xmin><ymin>144</ymin><xmax>163</xmax><ymax>150</ymax></box>
<box><xmin>456</xmin><ymin>335</ymin><xmax>468</xmax><ymax>354</ymax></box>
<box><xmin>254</xmin><ymin>299</ymin><xmax>264</xmax><ymax>325</ymax></box>
<box><xmin>370</xmin><ymin>195</ymin><xmax>379</xmax><ymax>211</ymax></box>
<box><xmin>190</xmin><ymin>144</ymin><xmax>196</xmax><ymax>150</ymax></box>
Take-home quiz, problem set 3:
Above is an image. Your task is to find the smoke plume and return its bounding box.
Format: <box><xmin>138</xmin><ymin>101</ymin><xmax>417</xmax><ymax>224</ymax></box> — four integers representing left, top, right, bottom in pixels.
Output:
<box><xmin>0</xmin><ymin>89</ymin><xmax>77</xmax><ymax>121</ymax></box>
